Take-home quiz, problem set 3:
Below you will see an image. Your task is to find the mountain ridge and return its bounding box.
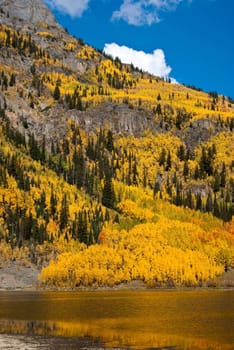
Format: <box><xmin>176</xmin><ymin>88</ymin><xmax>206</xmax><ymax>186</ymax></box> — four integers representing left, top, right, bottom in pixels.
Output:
<box><xmin>0</xmin><ymin>0</ymin><xmax>233</xmax><ymax>145</ymax></box>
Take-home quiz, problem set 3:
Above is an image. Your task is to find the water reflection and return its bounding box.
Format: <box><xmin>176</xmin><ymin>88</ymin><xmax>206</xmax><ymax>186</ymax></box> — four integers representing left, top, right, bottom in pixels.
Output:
<box><xmin>0</xmin><ymin>291</ymin><xmax>233</xmax><ymax>350</ymax></box>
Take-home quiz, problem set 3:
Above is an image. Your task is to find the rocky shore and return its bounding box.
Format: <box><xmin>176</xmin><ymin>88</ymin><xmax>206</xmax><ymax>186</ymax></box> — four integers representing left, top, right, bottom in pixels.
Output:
<box><xmin>0</xmin><ymin>262</ymin><xmax>39</xmax><ymax>291</ymax></box>
<box><xmin>0</xmin><ymin>333</ymin><xmax>106</xmax><ymax>350</ymax></box>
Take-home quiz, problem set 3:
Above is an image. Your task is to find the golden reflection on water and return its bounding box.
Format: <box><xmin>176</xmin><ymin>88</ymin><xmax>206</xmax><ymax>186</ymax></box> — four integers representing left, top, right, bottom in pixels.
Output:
<box><xmin>0</xmin><ymin>319</ymin><xmax>232</xmax><ymax>350</ymax></box>
<box><xmin>0</xmin><ymin>290</ymin><xmax>233</xmax><ymax>350</ymax></box>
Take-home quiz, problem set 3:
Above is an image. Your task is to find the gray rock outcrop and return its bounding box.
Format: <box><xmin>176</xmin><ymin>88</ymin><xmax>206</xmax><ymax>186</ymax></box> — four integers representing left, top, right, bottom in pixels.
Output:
<box><xmin>0</xmin><ymin>0</ymin><xmax>58</xmax><ymax>28</ymax></box>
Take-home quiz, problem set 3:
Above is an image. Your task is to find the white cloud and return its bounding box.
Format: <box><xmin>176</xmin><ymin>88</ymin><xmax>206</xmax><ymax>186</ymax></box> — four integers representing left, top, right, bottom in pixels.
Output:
<box><xmin>104</xmin><ymin>43</ymin><xmax>172</xmax><ymax>78</ymax></box>
<box><xmin>111</xmin><ymin>0</ymin><xmax>160</xmax><ymax>26</ymax></box>
<box><xmin>45</xmin><ymin>0</ymin><xmax>90</xmax><ymax>17</ymax></box>
<box><xmin>112</xmin><ymin>0</ymin><xmax>192</xmax><ymax>26</ymax></box>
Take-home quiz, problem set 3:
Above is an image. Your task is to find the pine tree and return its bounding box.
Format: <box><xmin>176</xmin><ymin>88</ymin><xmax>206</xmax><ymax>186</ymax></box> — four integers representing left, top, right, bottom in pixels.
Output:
<box><xmin>220</xmin><ymin>163</ymin><xmax>226</xmax><ymax>187</ymax></box>
<box><xmin>194</xmin><ymin>165</ymin><xmax>200</xmax><ymax>180</ymax></box>
<box><xmin>174</xmin><ymin>181</ymin><xmax>182</xmax><ymax>206</ymax></box>
<box><xmin>165</xmin><ymin>151</ymin><xmax>172</xmax><ymax>171</ymax></box>
<box><xmin>30</xmin><ymin>63</ymin><xmax>36</xmax><ymax>75</ymax></box>
<box><xmin>177</xmin><ymin>145</ymin><xmax>186</xmax><ymax>161</ymax></box>
<box><xmin>77</xmin><ymin>210</ymin><xmax>88</xmax><ymax>244</ymax></box>
<box><xmin>183</xmin><ymin>161</ymin><xmax>189</xmax><ymax>180</ymax></box>
<box><xmin>102</xmin><ymin>172</ymin><xmax>116</xmax><ymax>209</ymax></box>
<box><xmin>132</xmin><ymin>160</ymin><xmax>138</xmax><ymax>185</ymax></box>
<box><xmin>73</xmin><ymin>147</ymin><xmax>85</xmax><ymax>188</ymax></box>
<box><xmin>159</xmin><ymin>148</ymin><xmax>166</xmax><ymax>166</ymax></box>
<box><xmin>60</xmin><ymin>194</ymin><xmax>69</xmax><ymax>230</ymax></box>
<box><xmin>9</xmin><ymin>73</ymin><xmax>16</xmax><ymax>86</ymax></box>
<box><xmin>28</xmin><ymin>133</ymin><xmax>41</xmax><ymax>161</ymax></box>
<box><xmin>185</xmin><ymin>189</ymin><xmax>193</xmax><ymax>209</ymax></box>
<box><xmin>155</xmin><ymin>103</ymin><xmax>162</xmax><ymax>115</ymax></box>
<box><xmin>50</xmin><ymin>186</ymin><xmax>57</xmax><ymax>219</ymax></box>
<box><xmin>76</xmin><ymin>96</ymin><xmax>83</xmax><ymax>110</ymax></box>
<box><xmin>205</xmin><ymin>191</ymin><xmax>213</xmax><ymax>213</ymax></box>
<box><xmin>106</xmin><ymin>130</ymin><xmax>114</xmax><ymax>152</ymax></box>
<box><xmin>213</xmin><ymin>171</ymin><xmax>221</xmax><ymax>193</ymax></box>
<box><xmin>213</xmin><ymin>195</ymin><xmax>220</xmax><ymax>218</ymax></box>
<box><xmin>196</xmin><ymin>193</ymin><xmax>202</xmax><ymax>211</ymax></box>
<box><xmin>53</xmin><ymin>84</ymin><xmax>61</xmax><ymax>100</ymax></box>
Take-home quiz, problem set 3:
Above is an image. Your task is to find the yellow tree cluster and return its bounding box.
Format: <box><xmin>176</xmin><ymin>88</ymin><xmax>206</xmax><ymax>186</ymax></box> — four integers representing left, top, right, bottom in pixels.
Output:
<box><xmin>200</xmin><ymin>132</ymin><xmax>234</xmax><ymax>170</ymax></box>
<box><xmin>115</xmin><ymin>132</ymin><xmax>183</xmax><ymax>187</ymax></box>
<box><xmin>39</xmin><ymin>201</ymin><xmax>233</xmax><ymax>288</ymax></box>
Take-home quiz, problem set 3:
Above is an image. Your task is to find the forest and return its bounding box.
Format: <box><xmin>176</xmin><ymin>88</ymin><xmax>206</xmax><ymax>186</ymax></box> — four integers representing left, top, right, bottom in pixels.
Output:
<box><xmin>0</xmin><ymin>22</ymin><xmax>233</xmax><ymax>288</ymax></box>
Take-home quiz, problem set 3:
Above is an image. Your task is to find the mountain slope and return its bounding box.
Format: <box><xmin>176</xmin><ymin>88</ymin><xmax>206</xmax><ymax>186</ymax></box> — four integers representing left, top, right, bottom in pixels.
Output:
<box><xmin>0</xmin><ymin>0</ymin><xmax>233</xmax><ymax>288</ymax></box>
<box><xmin>1</xmin><ymin>0</ymin><xmax>234</xmax><ymax>145</ymax></box>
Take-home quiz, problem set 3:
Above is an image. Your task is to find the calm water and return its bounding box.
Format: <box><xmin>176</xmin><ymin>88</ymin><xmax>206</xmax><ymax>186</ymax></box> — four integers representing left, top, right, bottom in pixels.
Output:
<box><xmin>0</xmin><ymin>290</ymin><xmax>233</xmax><ymax>350</ymax></box>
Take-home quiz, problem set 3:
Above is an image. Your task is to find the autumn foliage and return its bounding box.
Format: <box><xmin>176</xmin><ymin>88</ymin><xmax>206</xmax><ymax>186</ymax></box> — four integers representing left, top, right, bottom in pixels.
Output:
<box><xmin>39</xmin><ymin>196</ymin><xmax>234</xmax><ymax>287</ymax></box>
<box><xmin>0</xmin><ymin>23</ymin><xmax>233</xmax><ymax>288</ymax></box>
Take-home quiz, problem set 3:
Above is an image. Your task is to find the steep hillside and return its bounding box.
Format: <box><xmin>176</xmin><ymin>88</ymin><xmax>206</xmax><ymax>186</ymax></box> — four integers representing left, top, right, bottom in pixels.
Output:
<box><xmin>1</xmin><ymin>0</ymin><xmax>234</xmax><ymax>144</ymax></box>
<box><xmin>0</xmin><ymin>0</ymin><xmax>233</xmax><ymax>288</ymax></box>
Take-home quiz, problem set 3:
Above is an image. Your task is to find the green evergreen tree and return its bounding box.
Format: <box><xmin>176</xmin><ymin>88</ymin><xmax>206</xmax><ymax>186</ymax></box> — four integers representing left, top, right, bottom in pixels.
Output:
<box><xmin>213</xmin><ymin>195</ymin><xmax>220</xmax><ymax>218</ymax></box>
<box><xmin>165</xmin><ymin>151</ymin><xmax>172</xmax><ymax>171</ymax></box>
<box><xmin>183</xmin><ymin>161</ymin><xmax>189</xmax><ymax>180</ymax></box>
<box><xmin>220</xmin><ymin>163</ymin><xmax>226</xmax><ymax>187</ymax></box>
<box><xmin>53</xmin><ymin>84</ymin><xmax>61</xmax><ymax>100</ymax></box>
<box><xmin>205</xmin><ymin>191</ymin><xmax>213</xmax><ymax>213</ymax></box>
<box><xmin>60</xmin><ymin>194</ymin><xmax>69</xmax><ymax>230</ymax></box>
<box><xmin>185</xmin><ymin>189</ymin><xmax>193</xmax><ymax>209</ymax></box>
<box><xmin>159</xmin><ymin>148</ymin><xmax>166</xmax><ymax>166</ymax></box>
<box><xmin>196</xmin><ymin>193</ymin><xmax>202</xmax><ymax>211</ymax></box>
<box><xmin>9</xmin><ymin>73</ymin><xmax>16</xmax><ymax>86</ymax></box>
<box><xmin>50</xmin><ymin>186</ymin><xmax>57</xmax><ymax>219</ymax></box>
<box><xmin>77</xmin><ymin>210</ymin><xmax>88</xmax><ymax>244</ymax></box>
<box><xmin>102</xmin><ymin>172</ymin><xmax>116</xmax><ymax>209</ymax></box>
<box><xmin>132</xmin><ymin>160</ymin><xmax>138</xmax><ymax>185</ymax></box>
<box><xmin>177</xmin><ymin>145</ymin><xmax>186</xmax><ymax>161</ymax></box>
<box><xmin>213</xmin><ymin>171</ymin><xmax>221</xmax><ymax>193</ymax></box>
<box><xmin>106</xmin><ymin>130</ymin><xmax>114</xmax><ymax>152</ymax></box>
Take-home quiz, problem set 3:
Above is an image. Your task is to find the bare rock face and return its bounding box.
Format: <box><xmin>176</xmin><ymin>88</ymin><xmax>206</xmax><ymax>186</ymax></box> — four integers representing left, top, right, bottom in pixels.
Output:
<box><xmin>0</xmin><ymin>0</ymin><xmax>58</xmax><ymax>28</ymax></box>
<box><xmin>70</xmin><ymin>103</ymin><xmax>155</xmax><ymax>136</ymax></box>
<box><xmin>183</xmin><ymin>118</ymin><xmax>218</xmax><ymax>149</ymax></box>
<box><xmin>62</xmin><ymin>56</ymin><xmax>88</xmax><ymax>75</ymax></box>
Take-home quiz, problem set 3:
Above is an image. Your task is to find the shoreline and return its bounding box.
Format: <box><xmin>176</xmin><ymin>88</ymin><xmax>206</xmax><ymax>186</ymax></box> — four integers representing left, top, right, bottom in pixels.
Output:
<box><xmin>0</xmin><ymin>334</ymin><xmax>106</xmax><ymax>350</ymax></box>
<box><xmin>1</xmin><ymin>286</ymin><xmax>234</xmax><ymax>292</ymax></box>
<box><xmin>1</xmin><ymin>261</ymin><xmax>234</xmax><ymax>292</ymax></box>
<box><xmin>1</xmin><ymin>282</ymin><xmax>234</xmax><ymax>294</ymax></box>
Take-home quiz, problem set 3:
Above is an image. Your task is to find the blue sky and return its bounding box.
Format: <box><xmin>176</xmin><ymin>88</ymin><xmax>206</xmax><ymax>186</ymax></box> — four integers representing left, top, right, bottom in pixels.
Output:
<box><xmin>45</xmin><ymin>0</ymin><xmax>233</xmax><ymax>98</ymax></box>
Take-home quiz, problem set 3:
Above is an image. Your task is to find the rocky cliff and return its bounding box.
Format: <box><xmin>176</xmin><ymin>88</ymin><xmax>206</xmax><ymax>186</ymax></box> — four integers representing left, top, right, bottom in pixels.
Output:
<box><xmin>0</xmin><ymin>0</ymin><xmax>58</xmax><ymax>28</ymax></box>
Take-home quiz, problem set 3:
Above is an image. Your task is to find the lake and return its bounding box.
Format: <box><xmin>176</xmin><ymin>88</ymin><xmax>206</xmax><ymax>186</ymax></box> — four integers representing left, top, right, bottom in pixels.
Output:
<box><xmin>0</xmin><ymin>290</ymin><xmax>233</xmax><ymax>349</ymax></box>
